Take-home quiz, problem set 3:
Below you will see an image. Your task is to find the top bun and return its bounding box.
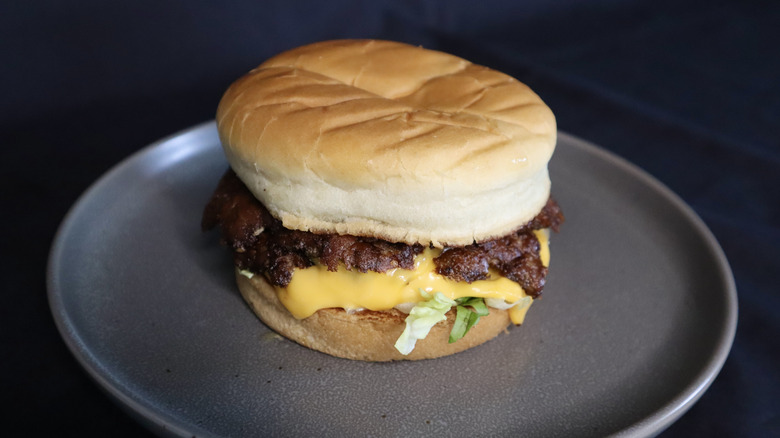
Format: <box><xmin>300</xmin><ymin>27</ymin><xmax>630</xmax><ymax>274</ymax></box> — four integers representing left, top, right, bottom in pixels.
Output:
<box><xmin>216</xmin><ymin>39</ymin><xmax>556</xmax><ymax>246</ymax></box>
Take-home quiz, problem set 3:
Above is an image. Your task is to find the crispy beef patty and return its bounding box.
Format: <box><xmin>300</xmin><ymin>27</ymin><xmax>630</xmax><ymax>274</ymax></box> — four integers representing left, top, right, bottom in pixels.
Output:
<box><xmin>202</xmin><ymin>171</ymin><xmax>563</xmax><ymax>298</ymax></box>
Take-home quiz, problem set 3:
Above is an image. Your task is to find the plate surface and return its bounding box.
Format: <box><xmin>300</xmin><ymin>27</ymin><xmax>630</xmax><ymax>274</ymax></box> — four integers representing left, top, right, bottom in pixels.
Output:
<box><xmin>48</xmin><ymin>122</ymin><xmax>737</xmax><ymax>437</ymax></box>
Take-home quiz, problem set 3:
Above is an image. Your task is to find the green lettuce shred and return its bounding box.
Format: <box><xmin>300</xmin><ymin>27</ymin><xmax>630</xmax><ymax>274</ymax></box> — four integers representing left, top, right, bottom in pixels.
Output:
<box><xmin>394</xmin><ymin>291</ymin><xmax>455</xmax><ymax>355</ymax></box>
<box><xmin>238</xmin><ymin>269</ymin><xmax>255</xmax><ymax>279</ymax></box>
<box><xmin>449</xmin><ymin>297</ymin><xmax>490</xmax><ymax>343</ymax></box>
<box><xmin>394</xmin><ymin>292</ymin><xmax>493</xmax><ymax>355</ymax></box>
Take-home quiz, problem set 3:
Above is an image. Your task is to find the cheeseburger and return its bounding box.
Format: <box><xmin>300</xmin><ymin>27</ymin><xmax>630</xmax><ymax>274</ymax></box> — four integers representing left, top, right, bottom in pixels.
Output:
<box><xmin>202</xmin><ymin>40</ymin><xmax>563</xmax><ymax>361</ymax></box>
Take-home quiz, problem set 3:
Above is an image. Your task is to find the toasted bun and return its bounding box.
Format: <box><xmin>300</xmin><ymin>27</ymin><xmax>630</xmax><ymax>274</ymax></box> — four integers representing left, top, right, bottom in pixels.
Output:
<box><xmin>236</xmin><ymin>270</ymin><xmax>512</xmax><ymax>361</ymax></box>
<box><xmin>217</xmin><ymin>39</ymin><xmax>556</xmax><ymax>247</ymax></box>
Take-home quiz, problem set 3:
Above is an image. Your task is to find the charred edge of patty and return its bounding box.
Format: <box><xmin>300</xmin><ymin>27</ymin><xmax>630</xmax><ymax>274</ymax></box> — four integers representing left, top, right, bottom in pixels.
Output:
<box><xmin>202</xmin><ymin>170</ymin><xmax>564</xmax><ymax>298</ymax></box>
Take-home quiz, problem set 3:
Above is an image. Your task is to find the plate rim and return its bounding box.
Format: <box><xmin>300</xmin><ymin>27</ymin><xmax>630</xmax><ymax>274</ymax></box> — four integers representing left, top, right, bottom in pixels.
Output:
<box><xmin>555</xmin><ymin>131</ymin><xmax>738</xmax><ymax>436</ymax></box>
<box><xmin>46</xmin><ymin>123</ymin><xmax>738</xmax><ymax>438</ymax></box>
<box><xmin>46</xmin><ymin>120</ymin><xmax>219</xmax><ymax>437</ymax></box>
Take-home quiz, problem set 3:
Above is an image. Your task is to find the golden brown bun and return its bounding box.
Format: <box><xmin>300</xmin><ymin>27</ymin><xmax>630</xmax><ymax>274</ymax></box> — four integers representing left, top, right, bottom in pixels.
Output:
<box><xmin>236</xmin><ymin>270</ymin><xmax>512</xmax><ymax>361</ymax></box>
<box><xmin>217</xmin><ymin>39</ymin><xmax>556</xmax><ymax>247</ymax></box>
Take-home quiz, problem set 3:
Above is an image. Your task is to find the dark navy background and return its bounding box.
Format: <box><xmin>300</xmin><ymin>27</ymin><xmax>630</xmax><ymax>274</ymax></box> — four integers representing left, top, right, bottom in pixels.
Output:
<box><xmin>2</xmin><ymin>1</ymin><xmax>778</xmax><ymax>436</ymax></box>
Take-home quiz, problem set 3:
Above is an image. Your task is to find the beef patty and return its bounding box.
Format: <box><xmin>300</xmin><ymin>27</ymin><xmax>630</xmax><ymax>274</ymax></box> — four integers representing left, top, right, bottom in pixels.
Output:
<box><xmin>203</xmin><ymin>171</ymin><xmax>563</xmax><ymax>298</ymax></box>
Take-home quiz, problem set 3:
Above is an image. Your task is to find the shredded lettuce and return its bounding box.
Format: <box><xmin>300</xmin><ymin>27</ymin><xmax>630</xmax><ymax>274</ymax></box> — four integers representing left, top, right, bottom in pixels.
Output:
<box><xmin>394</xmin><ymin>291</ymin><xmax>455</xmax><ymax>355</ymax></box>
<box><xmin>238</xmin><ymin>269</ymin><xmax>255</xmax><ymax>279</ymax></box>
<box><xmin>449</xmin><ymin>297</ymin><xmax>490</xmax><ymax>343</ymax></box>
<box><xmin>394</xmin><ymin>292</ymin><xmax>498</xmax><ymax>354</ymax></box>
<box><xmin>485</xmin><ymin>296</ymin><xmax>532</xmax><ymax>311</ymax></box>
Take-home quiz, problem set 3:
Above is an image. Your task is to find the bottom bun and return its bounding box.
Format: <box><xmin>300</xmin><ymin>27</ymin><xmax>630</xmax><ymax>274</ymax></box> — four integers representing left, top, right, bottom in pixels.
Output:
<box><xmin>235</xmin><ymin>270</ymin><xmax>512</xmax><ymax>361</ymax></box>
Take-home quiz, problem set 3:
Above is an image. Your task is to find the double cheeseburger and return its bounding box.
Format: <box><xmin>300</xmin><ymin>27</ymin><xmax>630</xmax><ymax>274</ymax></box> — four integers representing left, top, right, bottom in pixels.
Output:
<box><xmin>203</xmin><ymin>40</ymin><xmax>563</xmax><ymax>361</ymax></box>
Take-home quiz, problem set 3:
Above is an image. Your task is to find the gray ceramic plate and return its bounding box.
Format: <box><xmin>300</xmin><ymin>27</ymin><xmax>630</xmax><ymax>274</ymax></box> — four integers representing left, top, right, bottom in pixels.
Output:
<box><xmin>48</xmin><ymin>122</ymin><xmax>737</xmax><ymax>437</ymax></box>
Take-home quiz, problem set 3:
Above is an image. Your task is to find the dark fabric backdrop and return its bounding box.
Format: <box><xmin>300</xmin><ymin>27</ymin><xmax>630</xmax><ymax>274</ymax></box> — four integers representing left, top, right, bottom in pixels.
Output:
<box><xmin>2</xmin><ymin>1</ymin><xmax>778</xmax><ymax>436</ymax></box>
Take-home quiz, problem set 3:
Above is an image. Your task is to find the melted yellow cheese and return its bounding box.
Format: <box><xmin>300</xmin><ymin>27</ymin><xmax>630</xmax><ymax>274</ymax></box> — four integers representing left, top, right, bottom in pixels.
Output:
<box><xmin>276</xmin><ymin>229</ymin><xmax>550</xmax><ymax>323</ymax></box>
<box><xmin>536</xmin><ymin>228</ymin><xmax>550</xmax><ymax>267</ymax></box>
<box><xmin>508</xmin><ymin>298</ymin><xmax>533</xmax><ymax>325</ymax></box>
